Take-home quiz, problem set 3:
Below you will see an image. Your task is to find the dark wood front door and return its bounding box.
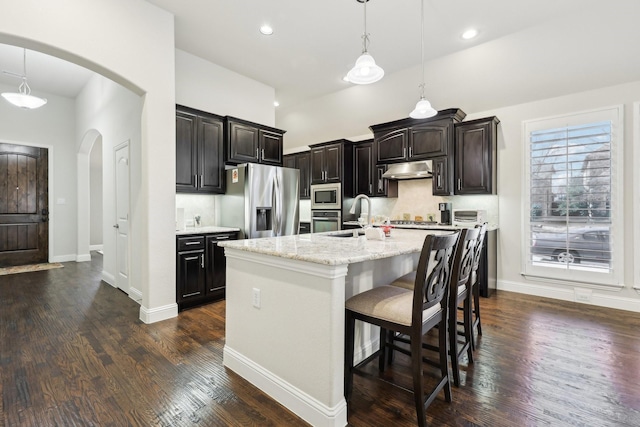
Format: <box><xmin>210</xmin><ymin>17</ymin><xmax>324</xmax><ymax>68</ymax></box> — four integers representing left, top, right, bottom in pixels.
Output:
<box><xmin>0</xmin><ymin>143</ymin><xmax>49</xmax><ymax>267</ymax></box>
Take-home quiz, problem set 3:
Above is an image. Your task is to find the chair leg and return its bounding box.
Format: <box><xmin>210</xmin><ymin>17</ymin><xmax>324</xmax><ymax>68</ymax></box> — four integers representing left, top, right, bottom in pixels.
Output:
<box><xmin>378</xmin><ymin>327</ymin><xmax>387</xmax><ymax>372</ymax></box>
<box><xmin>410</xmin><ymin>330</ymin><xmax>427</xmax><ymax>427</ymax></box>
<box><xmin>439</xmin><ymin>317</ymin><xmax>452</xmax><ymax>403</ymax></box>
<box><xmin>344</xmin><ymin>311</ymin><xmax>356</xmax><ymax>402</ymax></box>
<box><xmin>387</xmin><ymin>330</ymin><xmax>395</xmax><ymax>366</ymax></box>
<box><xmin>449</xmin><ymin>305</ymin><xmax>461</xmax><ymax>387</ymax></box>
<box><xmin>463</xmin><ymin>297</ymin><xmax>474</xmax><ymax>364</ymax></box>
<box><xmin>471</xmin><ymin>282</ymin><xmax>482</xmax><ymax>351</ymax></box>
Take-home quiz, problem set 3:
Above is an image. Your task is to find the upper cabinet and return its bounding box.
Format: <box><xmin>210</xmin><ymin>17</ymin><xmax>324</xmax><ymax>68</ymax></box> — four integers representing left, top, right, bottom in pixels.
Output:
<box><xmin>176</xmin><ymin>105</ymin><xmax>225</xmax><ymax>194</ymax></box>
<box><xmin>283</xmin><ymin>151</ymin><xmax>311</xmax><ymax>199</ymax></box>
<box><xmin>454</xmin><ymin>116</ymin><xmax>500</xmax><ymax>195</ymax></box>
<box><xmin>353</xmin><ymin>141</ymin><xmax>374</xmax><ymax>196</ymax></box>
<box><xmin>371</xmin><ymin>109</ymin><xmax>466</xmax><ymax>165</ymax></box>
<box><xmin>310</xmin><ymin>141</ymin><xmax>344</xmax><ymax>184</ymax></box>
<box><xmin>225</xmin><ymin>116</ymin><xmax>285</xmax><ymax>166</ymax></box>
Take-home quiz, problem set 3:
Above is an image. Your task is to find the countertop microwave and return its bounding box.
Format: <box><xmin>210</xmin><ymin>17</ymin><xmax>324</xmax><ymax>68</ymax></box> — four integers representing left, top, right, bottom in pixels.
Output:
<box><xmin>453</xmin><ymin>209</ymin><xmax>487</xmax><ymax>226</ymax></box>
<box><xmin>310</xmin><ymin>183</ymin><xmax>341</xmax><ymax>210</ymax></box>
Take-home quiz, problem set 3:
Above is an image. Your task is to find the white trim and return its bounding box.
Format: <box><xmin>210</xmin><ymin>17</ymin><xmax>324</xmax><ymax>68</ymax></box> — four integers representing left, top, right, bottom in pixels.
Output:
<box><xmin>76</xmin><ymin>253</ymin><xmax>91</xmax><ymax>262</ymax></box>
<box><xmin>634</xmin><ymin>101</ymin><xmax>640</xmax><ymax>292</ymax></box>
<box><xmin>90</xmin><ymin>244</ymin><xmax>103</xmax><ymax>252</ymax></box>
<box><xmin>223</xmin><ymin>248</ymin><xmax>350</xmax><ymax>279</ymax></box>
<box><xmin>102</xmin><ymin>270</ymin><xmax>116</xmax><ymax>287</ymax></box>
<box><xmin>139</xmin><ymin>303</ymin><xmax>178</xmax><ymax>324</ymax></box>
<box><xmin>128</xmin><ymin>287</ymin><xmax>143</xmax><ymax>304</ymax></box>
<box><xmin>521</xmin><ymin>105</ymin><xmax>624</xmax><ymax>286</ymax></box>
<box><xmin>50</xmin><ymin>254</ymin><xmax>76</xmax><ymax>263</ymax></box>
<box><xmin>223</xmin><ymin>346</ymin><xmax>348</xmax><ymax>427</ymax></box>
<box><xmin>498</xmin><ymin>279</ymin><xmax>640</xmax><ymax>313</ymax></box>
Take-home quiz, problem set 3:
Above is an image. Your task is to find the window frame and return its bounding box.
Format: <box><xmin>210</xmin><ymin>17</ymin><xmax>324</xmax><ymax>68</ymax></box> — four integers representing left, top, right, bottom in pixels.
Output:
<box><xmin>521</xmin><ymin>105</ymin><xmax>624</xmax><ymax>287</ymax></box>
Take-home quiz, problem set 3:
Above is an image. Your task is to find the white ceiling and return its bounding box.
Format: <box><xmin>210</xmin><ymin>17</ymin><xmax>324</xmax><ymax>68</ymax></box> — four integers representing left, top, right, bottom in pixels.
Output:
<box><xmin>0</xmin><ymin>0</ymin><xmax>605</xmax><ymax>106</ymax></box>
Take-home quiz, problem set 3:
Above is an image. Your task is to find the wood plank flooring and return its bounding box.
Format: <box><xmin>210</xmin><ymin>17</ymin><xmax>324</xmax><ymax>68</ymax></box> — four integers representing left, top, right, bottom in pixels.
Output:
<box><xmin>1</xmin><ymin>253</ymin><xmax>639</xmax><ymax>426</ymax></box>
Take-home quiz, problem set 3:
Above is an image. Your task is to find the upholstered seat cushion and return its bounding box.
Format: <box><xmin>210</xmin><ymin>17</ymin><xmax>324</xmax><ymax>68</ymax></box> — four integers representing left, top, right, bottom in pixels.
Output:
<box><xmin>391</xmin><ymin>271</ymin><xmax>466</xmax><ymax>296</ymax></box>
<box><xmin>345</xmin><ymin>285</ymin><xmax>441</xmax><ymax>326</ymax></box>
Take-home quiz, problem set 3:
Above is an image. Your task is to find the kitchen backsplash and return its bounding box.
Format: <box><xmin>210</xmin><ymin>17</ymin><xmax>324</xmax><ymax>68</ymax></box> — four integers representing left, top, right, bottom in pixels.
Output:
<box><xmin>369</xmin><ymin>179</ymin><xmax>499</xmax><ymax>226</ymax></box>
<box><xmin>176</xmin><ymin>194</ymin><xmax>217</xmax><ymax>229</ymax></box>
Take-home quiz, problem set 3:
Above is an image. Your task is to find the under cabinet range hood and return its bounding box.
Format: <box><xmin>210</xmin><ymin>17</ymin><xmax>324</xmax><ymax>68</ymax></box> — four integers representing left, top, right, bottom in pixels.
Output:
<box><xmin>382</xmin><ymin>160</ymin><xmax>433</xmax><ymax>180</ymax></box>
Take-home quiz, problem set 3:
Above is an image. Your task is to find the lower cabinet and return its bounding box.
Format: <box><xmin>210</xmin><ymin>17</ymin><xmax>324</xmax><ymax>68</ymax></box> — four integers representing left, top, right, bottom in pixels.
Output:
<box><xmin>176</xmin><ymin>232</ymin><xmax>238</xmax><ymax>310</ymax></box>
<box><xmin>299</xmin><ymin>222</ymin><xmax>311</xmax><ymax>234</ymax></box>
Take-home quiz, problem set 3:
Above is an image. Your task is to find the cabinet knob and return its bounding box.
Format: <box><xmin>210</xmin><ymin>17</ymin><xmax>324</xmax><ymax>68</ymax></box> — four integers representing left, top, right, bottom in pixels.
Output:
<box><xmin>201</xmin><ymin>253</ymin><xmax>205</xmax><ymax>269</ymax></box>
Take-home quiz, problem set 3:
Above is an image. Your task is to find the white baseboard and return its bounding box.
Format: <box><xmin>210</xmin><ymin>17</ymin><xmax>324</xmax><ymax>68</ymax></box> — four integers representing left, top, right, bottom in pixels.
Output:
<box><xmin>102</xmin><ymin>271</ymin><xmax>116</xmax><ymax>287</ymax></box>
<box><xmin>76</xmin><ymin>253</ymin><xmax>91</xmax><ymax>262</ymax></box>
<box><xmin>139</xmin><ymin>303</ymin><xmax>178</xmax><ymax>324</ymax></box>
<box><xmin>90</xmin><ymin>244</ymin><xmax>103</xmax><ymax>252</ymax></box>
<box><xmin>50</xmin><ymin>254</ymin><xmax>76</xmax><ymax>263</ymax></box>
<box><xmin>223</xmin><ymin>346</ymin><xmax>348</xmax><ymax>427</ymax></box>
<box><xmin>128</xmin><ymin>287</ymin><xmax>143</xmax><ymax>304</ymax></box>
<box><xmin>498</xmin><ymin>279</ymin><xmax>640</xmax><ymax>312</ymax></box>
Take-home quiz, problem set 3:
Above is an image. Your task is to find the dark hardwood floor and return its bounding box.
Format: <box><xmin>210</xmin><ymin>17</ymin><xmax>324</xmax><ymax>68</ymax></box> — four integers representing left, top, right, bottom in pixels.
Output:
<box><xmin>1</xmin><ymin>253</ymin><xmax>640</xmax><ymax>426</ymax></box>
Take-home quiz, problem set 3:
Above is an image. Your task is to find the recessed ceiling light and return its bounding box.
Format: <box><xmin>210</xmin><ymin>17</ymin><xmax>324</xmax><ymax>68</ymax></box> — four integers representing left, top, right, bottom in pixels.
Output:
<box><xmin>273</xmin><ymin>101</ymin><xmax>279</xmax><ymax>107</ymax></box>
<box><xmin>462</xmin><ymin>28</ymin><xmax>479</xmax><ymax>40</ymax></box>
<box><xmin>260</xmin><ymin>25</ymin><xmax>274</xmax><ymax>36</ymax></box>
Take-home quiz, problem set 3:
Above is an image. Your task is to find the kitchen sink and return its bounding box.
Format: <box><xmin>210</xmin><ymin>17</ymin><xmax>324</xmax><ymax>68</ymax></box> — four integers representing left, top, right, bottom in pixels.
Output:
<box><xmin>328</xmin><ymin>230</ymin><xmax>365</xmax><ymax>238</ymax></box>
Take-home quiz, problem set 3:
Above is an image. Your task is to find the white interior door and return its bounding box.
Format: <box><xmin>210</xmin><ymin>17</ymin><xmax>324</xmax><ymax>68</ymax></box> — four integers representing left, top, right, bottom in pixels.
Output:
<box><xmin>115</xmin><ymin>142</ymin><xmax>130</xmax><ymax>293</ymax></box>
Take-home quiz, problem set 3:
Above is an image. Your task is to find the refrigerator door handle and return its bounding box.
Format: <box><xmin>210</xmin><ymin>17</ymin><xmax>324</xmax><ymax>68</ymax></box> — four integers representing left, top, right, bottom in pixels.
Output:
<box><xmin>273</xmin><ymin>173</ymin><xmax>282</xmax><ymax>236</ymax></box>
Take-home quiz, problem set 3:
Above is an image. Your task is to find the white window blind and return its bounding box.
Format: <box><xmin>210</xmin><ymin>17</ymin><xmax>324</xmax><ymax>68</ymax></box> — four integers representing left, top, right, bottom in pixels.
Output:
<box><xmin>523</xmin><ymin>107</ymin><xmax>623</xmax><ymax>286</ymax></box>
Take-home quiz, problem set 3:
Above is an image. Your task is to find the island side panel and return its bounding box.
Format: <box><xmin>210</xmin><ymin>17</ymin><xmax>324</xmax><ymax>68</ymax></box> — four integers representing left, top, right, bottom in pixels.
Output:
<box><xmin>223</xmin><ymin>249</ymin><xmax>349</xmax><ymax>427</ymax></box>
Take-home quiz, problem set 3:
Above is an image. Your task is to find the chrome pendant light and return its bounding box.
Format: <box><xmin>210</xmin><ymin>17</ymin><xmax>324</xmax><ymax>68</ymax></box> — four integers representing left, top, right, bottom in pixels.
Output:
<box><xmin>409</xmin><ymin>0</ymin><xmax>437</xmax><ymax>119</ymax></box>
<box><xmin>347</xmin><ymin>0</ymin><xmax>384</xmax><ymax>85</ymax></box>
<box><xmin>1</xmin><ymin>49</ymin><xmax>47</xmax><ymax>110</ymax></box>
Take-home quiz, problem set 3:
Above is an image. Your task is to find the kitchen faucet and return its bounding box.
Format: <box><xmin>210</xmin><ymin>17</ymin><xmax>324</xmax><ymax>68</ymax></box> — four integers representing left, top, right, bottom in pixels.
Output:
<box><xmin>349</xmin><ymin>194</ymin><xmax>372</xmax><ymax>227</ymax></box>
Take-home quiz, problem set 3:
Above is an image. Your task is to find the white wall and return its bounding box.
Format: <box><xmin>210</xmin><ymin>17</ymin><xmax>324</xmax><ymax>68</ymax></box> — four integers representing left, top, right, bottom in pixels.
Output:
<box><xmin>175</xmin><ymin>49</ymin><xmax>276</xmax><ymax>127</ymax></box>
<box><xmin>0</xmin><ymin>82</ymin><xmax>77</xmax><ymax>262</ymax></box>
<box><xmin>90</xmin><ymin>138</ymin><xmax>103</xmax><ymax>248</ymax></box>
<box><xmin>0</xmin><ymin>0</ymin><xmax>177</xmax><ymax>323</ymax></box>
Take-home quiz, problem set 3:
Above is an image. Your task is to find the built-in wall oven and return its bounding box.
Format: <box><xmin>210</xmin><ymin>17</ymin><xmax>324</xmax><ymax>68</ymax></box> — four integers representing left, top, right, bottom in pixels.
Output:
<box><xmin>311</xmin><ymin>210</ymin><xmax>342</xmax><ymax>233</ymax></box>
<box><xmin>310</xmin><ymin>183</ymin><xmax>341</xmax><ymax>210</ymax></box>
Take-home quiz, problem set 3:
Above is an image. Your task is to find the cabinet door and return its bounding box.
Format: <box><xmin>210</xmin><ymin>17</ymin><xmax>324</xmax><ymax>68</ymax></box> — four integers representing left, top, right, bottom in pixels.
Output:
<box><xmin>375</xmin><ymin>128</ymin><xmax>408</xmax><ymax>163</ymax></box>
<box><xmin>198</xmin><ymin>116</ymin><xmax>225</xmax><ymax>193</ymax></box>
<box><xmin>455</xmin><ymin>118</ymin><xmax>497</xmax><ymax>195</ymax></box>
<box><xmin>324</xmin><ymin>143</ymin><xmax>342</xmax><ymax>182</ymax></box>
<box><xmin>205</xmin><ymin>234</ymin><xmax>236</xmax><ymax>300</ymax></box>
<box><xmin>432</xmin><ymin>156</ymin><xmax>452</xmax><ymax>196</ymax></box>
<box><xmin>177</xmin><ymin>250</ymin><xmax>205</xmax><ymax>301</ymax></box>
<box><xmin>409</xmin><ymin>120</ymin><xmax>450</xmax><ymax>160</ymax></box>
<box><xmin>176</xmin><ymin>110</ymin><xmax>198</xmax><ymax>192</ymax></box>
<box><xmin>354</xmin><ymin>142</ymin><xmax>373</xmax><ymax>195</ymax></box>
<box><xmin>374</xmin><ymin>165</ymin><xmax>388</xmax><ymax>197</ymax></box>
<box><xmin>310</xmin><ymin>147</ymin><xmax>326</xmax><ymax>184</ymax></box>
<box><xmin>228</xmin><ymin>121</ymin><xmax>259</xmax><ymax>163</ymax></box>
<box><xmin>259</xmin><ymin>129</ymin><xmax>283</xmax><ymax>165</ymax></box>
<box><xmin>297</xmin><ymin>152</ymin><xmax>311</xmax><ymax>199</ymax></box>
<box><xmin>283</xmin><ymin>154</ymin><xmax>296</xmax><ymax>169</ymax></box>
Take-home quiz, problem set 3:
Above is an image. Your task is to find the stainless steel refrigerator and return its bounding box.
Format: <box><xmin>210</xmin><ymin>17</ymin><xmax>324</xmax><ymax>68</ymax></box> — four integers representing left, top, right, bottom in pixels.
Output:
<box><xmin>216</xmin><ymin>163</ymin><xmax>300</xmax><ymax>239</ymax></box>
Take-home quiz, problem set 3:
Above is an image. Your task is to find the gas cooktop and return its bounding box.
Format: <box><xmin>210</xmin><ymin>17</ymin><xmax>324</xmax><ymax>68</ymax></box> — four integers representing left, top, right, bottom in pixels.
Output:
<box><xmin>390</xmin><ymin>220</ymin><xmax>442</xmax><ymax>226</ymax></box>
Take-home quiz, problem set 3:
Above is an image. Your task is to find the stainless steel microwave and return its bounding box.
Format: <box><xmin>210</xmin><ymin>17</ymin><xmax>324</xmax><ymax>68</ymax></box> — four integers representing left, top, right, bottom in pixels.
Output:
<box><xmin>310</xmin><ymin>183</ymin><xmax>341</xmax><ymax>210</ymax></box>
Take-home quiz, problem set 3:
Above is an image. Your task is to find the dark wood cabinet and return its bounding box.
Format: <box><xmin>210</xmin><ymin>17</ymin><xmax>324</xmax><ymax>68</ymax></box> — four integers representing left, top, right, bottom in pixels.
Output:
<box><xmin>354</xmin><ymin>141</ymin><xmax>374</xmax><ymax>196</ymax></box>
<box><xmin>177</xmin><ymin>231</ymin><xmax>238</xmax><ymax>310</ymax></box>
<box><xmin>176</xmin><ymin>106</ymin><xmax>225</xmax><ymax>194</ymax></box>
<box><xmin>226</xmin><ymin>117</ymin><xmax>285</xmax><ymax>166</ymax></box>
<box><xmin>454</xmin><ymin>116</ymin><xmax>499</xmax><ymax>195</ymax></box>
<box><xmin>299</xmin><ymin>222</ymin><xmax>311</xmax><ymax>234</ymax></box>
<box><xmin>371</xmin><ymin>109</ymin><xmax>465</xmax><ymax>165</ymax></box>
<box><xmin>310</xmin><ymin>141</ymin><xmax>344</xmax><ymax>184</ymax></box>
<box><xmin>432</xmin><ymin>156</ymin><xmax>452</xmax><ymax>196</ymax></box>
<box><xmin>283</xmin><ymin>151</ymin><xmax>311</xmax><ymax>199</ymax></box>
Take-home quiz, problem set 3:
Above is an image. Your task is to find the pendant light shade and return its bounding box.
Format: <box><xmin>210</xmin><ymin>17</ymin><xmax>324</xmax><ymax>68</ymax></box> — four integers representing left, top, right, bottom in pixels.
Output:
<box><xmin>1</xmin><ymin>49</ymin><xmax>47</xmax><ymax>110</ymax></box>
<box><xmin>409</xmin><ymin>0</ymin><xmax>436</xmax><ymax>119</ymax></box>
<box><xmin>347</xmin><ymin>0</ymin><xmax>384</xmax><ymax>85</ymax></box>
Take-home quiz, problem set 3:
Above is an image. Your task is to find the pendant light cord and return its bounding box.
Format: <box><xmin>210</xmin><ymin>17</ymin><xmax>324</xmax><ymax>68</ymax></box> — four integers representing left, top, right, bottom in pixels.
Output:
<box><xmin>419</xmin><ymin>0</ymin><xmax>425</xmax><ymax>99</ymax></box>
<box><xmin>361</xmin><ymin>0</ymin><xmax>370</xmax><ymax>53</ymax></box>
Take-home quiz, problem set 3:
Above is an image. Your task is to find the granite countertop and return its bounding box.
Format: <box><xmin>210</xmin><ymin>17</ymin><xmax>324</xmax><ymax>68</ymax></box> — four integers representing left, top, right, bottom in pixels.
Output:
<box><xmin>176</xmin><ymin>226</ymin><xmax>240</xmax><ymax>236</ymax></box>
<box><xmin>343</xmin><ymin>221</ymin><xmax>499</xmax><ymax>232</ymax></box>
<box><xmin>219</xmin><ymin>228</ymin><xmax>456</xmax><ymax>266</ymax></box>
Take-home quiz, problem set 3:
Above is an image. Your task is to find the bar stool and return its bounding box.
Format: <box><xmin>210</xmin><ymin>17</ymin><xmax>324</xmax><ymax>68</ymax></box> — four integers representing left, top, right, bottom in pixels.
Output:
<box><xmin>387</xmin><ymin>228</ymin><xmax>480</xmax><ymax>387</ymax></box>
<box><xmin>344</xmin><ymin>232</ymin><xmax>460</xmax><ymax>427</ymax></box>
<box><xmin>469</xmin><ymin>223</ymin><xmax>488</xmax><ymax>350</ymax></box>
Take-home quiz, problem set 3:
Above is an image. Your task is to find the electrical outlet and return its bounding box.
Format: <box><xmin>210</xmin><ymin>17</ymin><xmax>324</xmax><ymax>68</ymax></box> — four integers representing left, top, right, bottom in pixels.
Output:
<box><xmin>574</xmin><ymin>288</ymin><xmax>592</xmax><ymax>303</ymax></box>
<box><xmin>252</xmin><ymin>288</ymin><xmax>261</xmax><ymax>308</ymax></box>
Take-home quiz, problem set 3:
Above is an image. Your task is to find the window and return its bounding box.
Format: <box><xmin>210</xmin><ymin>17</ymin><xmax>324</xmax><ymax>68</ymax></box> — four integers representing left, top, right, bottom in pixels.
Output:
<box><xmin>522</xmin><ymin>106</ymin><xmax>623</xmax><ymax>286</ymax></box>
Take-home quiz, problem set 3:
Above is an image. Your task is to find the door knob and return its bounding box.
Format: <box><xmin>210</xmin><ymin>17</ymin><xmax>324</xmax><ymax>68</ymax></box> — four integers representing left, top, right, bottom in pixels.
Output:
<box><xmin>113</xmin><ymin>224</ymin><xmax>119</xmax><ymax>229</ymax></box>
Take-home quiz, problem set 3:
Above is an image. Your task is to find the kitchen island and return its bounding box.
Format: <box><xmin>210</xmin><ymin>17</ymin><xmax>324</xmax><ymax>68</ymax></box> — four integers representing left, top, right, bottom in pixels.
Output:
<box><xmin>219</xmin><ymin>228</ymin><xmax>455</xmax><ymax>427</ymax></box>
